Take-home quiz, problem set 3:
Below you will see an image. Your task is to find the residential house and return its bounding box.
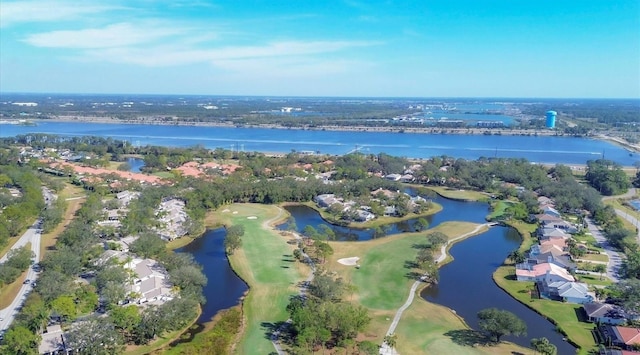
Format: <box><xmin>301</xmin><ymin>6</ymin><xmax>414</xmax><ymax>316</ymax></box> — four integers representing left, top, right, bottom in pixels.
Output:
<box><xmin>542</xmin><ymin>206</ymin><xmax>561</xmax><ymax>218</ymax></box>
<box><xmin>527</xmin><ymin>252</ymin><xmax>576</xmax><ymax>271</ymax></box>
<box><xmin>538</xmin><ymin>227</ymin><xmax>570</xmax><ymax>240</ymax></box>
<box><xmin>541</xmin><ymin>281</ymin><xmax>593</xmax><ymax>304</ymax></box>
<box><xmin>38</xmin><ymin>324</ymin><xmax>68</xmax><ymax>355</ymax></box>
<box><xmin>400</xmin><ymin>174</ymin><xmax>415</xmax><ymax>183</ymax></box>
<box><xmin>599</xmin><ymin>326</ymin><xmax>640</xmax><ymax>350</ymax></box>
<box><xmin>385</xmin><ymin>173</ymin><xmax>402</xmax><ymax>181</ymax></box>
<box><xmin>126</xmin><ymin>258</ymin><xmax>173</xmax><ymax>304</ymax></box>
<box><xmin>515</xmin><ymin>262</ymin><xmax>575</xmax><ymax>283</ymax></box>
<box><xmin>583</xmin><ymin>302</ymin><xmax>628</xmax><ymax>325</ymax></box>
<box><xmin>315</xmin><ymin>194</ymin><xmax>340</xmax><ymax>208</ymax></box>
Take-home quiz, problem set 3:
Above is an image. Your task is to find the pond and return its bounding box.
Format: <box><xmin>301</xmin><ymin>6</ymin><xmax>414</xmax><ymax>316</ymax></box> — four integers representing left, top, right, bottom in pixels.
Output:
<box><xmin>277</xmin><ymin>195</ymin><xmax>490</xmax><ymax>241</ymax></box>
<box><xmin>282</xmin><ymin>198</ymin><xmax>575</xmax><ymax>353</ymax></box>
<box><xmin>176</xmin><ymin>227</ymin><xmax>248</xmax><ymax>323</ymax></box>
<box><xmin>421</xmin><ymin>226</ymin><xmax>576</xmax><ymax>353</ymax></box>
<box><xmin>125</xmin><ymin>157</ymin><xmax>145</xmax><ymax>173</ymax></box>
<box><xmin>630</xmin><ymin>200</ymin><xmax>640</xmax><ymax>211</ymax></box>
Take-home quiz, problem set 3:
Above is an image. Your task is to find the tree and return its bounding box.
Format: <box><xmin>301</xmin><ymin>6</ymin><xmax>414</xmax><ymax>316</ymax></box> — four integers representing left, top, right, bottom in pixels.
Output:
<box><xmin>51</xmin><ymin>295</ymin><xmax>77</xmax><ymax>322</ymax></box>
<box><xmin>477</xmin><ymin>308</ymin><xmax>527</xmax><ymax>342</ymax></box>
<box><xmin>531</xmin><ymin>337</ymin><xmax>557</xmax><ymax>355</ymax></box>
<box><xmin>309</xmin><ymin>269</ymin><xmax>345</xmax><ymax>301</ymax></box>
<box><xmin>129</xmin><ymin>232</ymin><xmax>166</xmax><ymax>259</ymax></box>
<box><xmin>109</xmin><ymin>305</ymin><xmax>141</xmax><ymax>339</ymax></box>
<box><xmin>414</xmin><ymin>218</ymin><xmax>429</xmax><ymax>232</ymax></box>
<box><xmin>507</xmin><ymin>249</ymin><xmax>526</xmax><ymax>264</ymax></box>
<box><xmin>65</xmin><ymin>315</ymin><xmax>125</xmax><ymax>354</ymax></box>
<box><xmin>426</xmin><ymin>231</ymin><xmax>447</xmax><ymax>248</ymax></box>
<box><xmin>593</xmin><ymin>263</ymin><xmax>607</xmax><ymax>280</ymax></box>
<box><xmin>2</xmin><ymin>325</ymin><xmax>41</xmax><ymax>355</ymax></box>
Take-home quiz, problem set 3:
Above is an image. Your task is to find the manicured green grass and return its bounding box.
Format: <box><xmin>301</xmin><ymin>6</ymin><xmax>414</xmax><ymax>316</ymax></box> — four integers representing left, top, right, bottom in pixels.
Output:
<box><xmin>576</xmin><ymin>274</ymin><xmax>614</xmax><ymax>287</ymax></box>
<box><xmin>493</xmin><ymin>266</ymin><xmax>596</xmax><ymax>354</ymax></box>
<box><xmin>426</xmin><ymin>186</ymin><xmax>489</xmax><ymax>201</ymax></box>
<box><xmin>329</xmin><ymin>222</ymin><xmax>483</xmax><ymax>311</ymax></box>
<box><xmin>323</xmin><ymin>221</ymin><xmax>532</xmax><ymax>354</ymax></box>
<box><xmin>487</xmin><ymin>200</ymin><xmax>515</xmax><ymax>220</ymax></box>
<box><xmin>394</xmin><ymin>291</ymin><xmax>533</xmax><ymax>355</ymax></box>
<box><xmin>220</xmin><ymin>204</ymin><xmax>308</xmax><ymax>355</ymax></box>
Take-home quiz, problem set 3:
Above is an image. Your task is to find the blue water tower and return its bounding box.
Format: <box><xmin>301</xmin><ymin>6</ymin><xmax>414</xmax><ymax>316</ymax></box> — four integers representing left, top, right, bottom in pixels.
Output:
<box><xmin>545</xmin><ymin>110</ymin><xmax>557</xmax><ymax>128</ymax></box>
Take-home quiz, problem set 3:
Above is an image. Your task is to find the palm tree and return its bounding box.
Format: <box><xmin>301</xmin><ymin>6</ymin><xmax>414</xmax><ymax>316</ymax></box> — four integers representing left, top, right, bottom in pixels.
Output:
<box><xmin>594</xmin><ymin>264</ymin><xmax>607</xmax><ymax>280</ymax></box>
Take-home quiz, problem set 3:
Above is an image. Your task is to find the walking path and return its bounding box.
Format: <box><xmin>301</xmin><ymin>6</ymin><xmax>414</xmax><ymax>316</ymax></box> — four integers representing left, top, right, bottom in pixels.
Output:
<box><xmin>379</xmin><ymin>223</ymin><xmax>492</xmax><ymax>355</ymax></box>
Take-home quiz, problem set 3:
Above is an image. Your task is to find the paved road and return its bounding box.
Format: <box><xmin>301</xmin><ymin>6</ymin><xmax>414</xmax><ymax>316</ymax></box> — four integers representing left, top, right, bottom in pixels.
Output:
<box><xmin>0</xmin><ymin>219</ymin><xmax>43</xmax><ymax>333</ymax></box>
<box><xmin>379</xmin><ymin>223</ymin><xmax>491</xmax><ymax>355</ymax></box>
<box><xmin>585</xmin><ymin>218</ymin><xmax>621</xmax><ymax>283</ymax></box>
<box><xmin>0</xmin><ymin>187</ymin><xmax>53</xmax><ymax>334</ymax></box>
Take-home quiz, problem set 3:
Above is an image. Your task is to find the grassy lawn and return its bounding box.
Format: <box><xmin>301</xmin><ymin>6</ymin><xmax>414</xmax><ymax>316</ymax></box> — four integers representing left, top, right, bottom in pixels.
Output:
<box><xmin>218</xmin><ymin>204</ymin><xmax>308</xmax><ymax>355</ymax></box>
<box><xmin>493</xmin><ymin>266</ymin><xmax>596</xmax><ymax>354</ymax></box>
<box><xmin>426</xmin><ymin>186</ymin><xmax>489</xmax><ymax>201</ymax></box>
<box><xmin>576</xmin><ymin>274</ymin><xmax>613</xmax><ymax>287</ymax></box>
<box><xmin>579</xmin><ymin>253</ymin><xmax>609</xmax><ymax>263</ymax></box>
<box><xmin>152</xmin><ymin>171</ymin><xmax>174</xmax><ymax>178</ymax></box>
<box><xmin>394</xmin><ymin>290</ymin><xmax>533</xmax><ymax>355</ymax></box>
<box><xmin>487</xmin><ymin>200</ymin><xmax>515</xmax><ymax>220</ymax></box>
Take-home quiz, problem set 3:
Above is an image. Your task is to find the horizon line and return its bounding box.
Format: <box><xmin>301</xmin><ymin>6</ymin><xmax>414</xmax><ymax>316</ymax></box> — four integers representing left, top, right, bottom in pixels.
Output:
<box><xmin>1</xmin><ymin>91</ymin><xmax>639</xmax><ymax>101</ymax></box>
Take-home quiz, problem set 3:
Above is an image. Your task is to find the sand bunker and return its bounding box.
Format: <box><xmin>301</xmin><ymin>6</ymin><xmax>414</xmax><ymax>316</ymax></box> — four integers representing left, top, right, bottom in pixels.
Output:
<box><xmin>337</xmin><ymin>257</ymin><xmax>360</xmax><ymax>266</ymax></box>
<box><xmin>222</xmin><ymin>209</ymin><xmax>230</xmax><ymax>213</ymax></box>
<box><xmin>232</xmin><ymin>211</ymin><xmax>238</xmax><ymax>214</ymax></box>
<box><xmin>247</xmin><ymin>216</ymin><xmax>258</xmax><ymax>220</ymax></box>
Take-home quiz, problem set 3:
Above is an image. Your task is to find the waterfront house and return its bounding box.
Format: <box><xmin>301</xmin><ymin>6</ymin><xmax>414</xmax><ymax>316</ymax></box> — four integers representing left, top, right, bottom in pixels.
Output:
<box><xmin>599</xmin><ymin>326</ymin><xmax>640</xmax><ymax>350</ymax></box>
<box><xmin>315</xmin><ymin>194</ymin><xmax>340</xmax><ymax>208</ymax></box>
<box><xmin>583</xmin><ymin>302</ymin><xmax>628</xmax><ymax>325</ymax></box>
<box><xmin>541</xmin><ymin>281</ymin><xmax>593</xmax><ymax>304</ymax></box>
<box><xmin>527</xmin><ymin>252</ymin><xmax>576</xmax><ymax>271</ymax></box>
<box><xmin>515</xmin><ymin>262</ymin><xmax>575</xmax><ymax>283</ymax></box>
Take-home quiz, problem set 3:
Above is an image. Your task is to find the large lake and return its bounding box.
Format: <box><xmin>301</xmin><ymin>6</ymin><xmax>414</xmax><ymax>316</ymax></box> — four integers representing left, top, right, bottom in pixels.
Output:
<box><xmin>2</xmin><ymin>121</ymin><xmax>637</xmax><ymax>165</ymax></box>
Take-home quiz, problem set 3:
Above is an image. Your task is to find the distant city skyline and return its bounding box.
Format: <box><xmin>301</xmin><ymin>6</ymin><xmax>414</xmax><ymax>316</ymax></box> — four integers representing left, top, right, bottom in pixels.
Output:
<box><xmin>1</xmin><ymin>0</ymin><xmax>639</xmax><ymax>99</ymax></box>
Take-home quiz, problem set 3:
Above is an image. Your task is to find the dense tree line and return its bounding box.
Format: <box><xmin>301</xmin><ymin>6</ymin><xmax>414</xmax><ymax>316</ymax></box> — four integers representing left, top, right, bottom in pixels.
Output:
<box><xmin>585</xmin><ymin>159</ymin><xmax>630</xmax><ymax>196</ymax></box>
<box><xmin>0</xmin><ymin>246</ymin><xmax>34</xmax><ymax>287</ymax></box>
<box><xmin>0</xmin><ymin>166</ymin><xmax>45</xmax><ymax>246</ymax></box>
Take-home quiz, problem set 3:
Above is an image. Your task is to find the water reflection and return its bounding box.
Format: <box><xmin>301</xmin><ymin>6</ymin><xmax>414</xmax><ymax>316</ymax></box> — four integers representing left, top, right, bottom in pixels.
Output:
<box><xmin>176</xmin><ymin>228</ymin><xmax>248</xmax><ymax>323</ymax></box>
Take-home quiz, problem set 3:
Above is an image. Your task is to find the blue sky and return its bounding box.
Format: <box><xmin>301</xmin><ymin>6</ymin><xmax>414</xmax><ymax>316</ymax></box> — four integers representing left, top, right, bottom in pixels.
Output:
<box><xmin>1</xmin><ymin>0</ymin><xmax>638</xmax><ymax>98</ymax></box>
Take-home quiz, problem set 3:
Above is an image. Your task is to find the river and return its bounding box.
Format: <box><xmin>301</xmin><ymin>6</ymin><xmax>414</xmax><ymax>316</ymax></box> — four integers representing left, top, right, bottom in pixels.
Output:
<box><xmin>1</xmin><ymin>121</ymin><xmax>637</xmax><ymax>165</ymax></box>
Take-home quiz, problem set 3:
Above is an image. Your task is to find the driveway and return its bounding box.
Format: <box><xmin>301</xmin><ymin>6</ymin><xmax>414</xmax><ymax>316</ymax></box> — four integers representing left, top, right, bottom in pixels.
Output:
<box><xmin>585</xmin><ymin>218</ymin><xmax>621</xmax><ymax>282</ymax></box>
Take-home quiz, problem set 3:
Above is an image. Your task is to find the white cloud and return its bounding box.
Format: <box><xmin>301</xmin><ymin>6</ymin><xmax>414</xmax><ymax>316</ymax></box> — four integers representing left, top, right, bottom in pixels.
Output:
<box><xmin>73</xmin><ymin>40</ymin><xmax>379</xmax><ymax>67</ymax></box>
<box><xmin>23</xmin><ymin>22</ymin><xmax>188</xmax><ymax>49</ymax></box>
<box><xmin>0</xmin><ymin>0</ymin><xmax>121</xmax><ymax>27</ymax></box>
